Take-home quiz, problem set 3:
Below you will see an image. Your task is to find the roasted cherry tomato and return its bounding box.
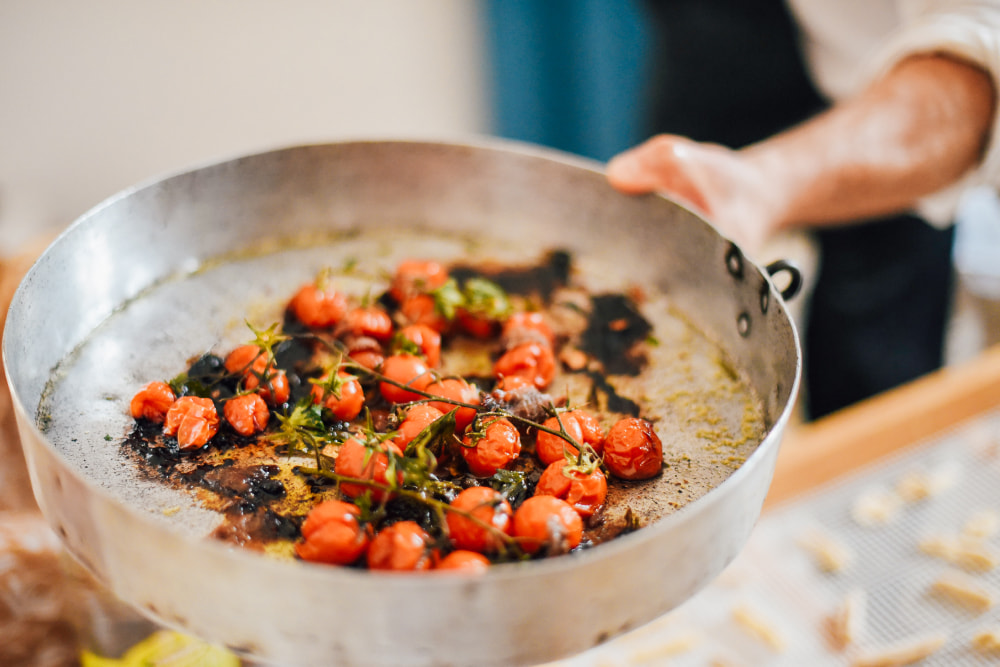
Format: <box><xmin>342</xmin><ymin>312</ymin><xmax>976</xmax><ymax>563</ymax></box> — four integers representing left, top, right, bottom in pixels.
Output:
<box><xmin>367</xmin><ymin>521</ymin><xmax>436</xmax><ymax>571</ymax></box>
<box><xmin>163</xmin><ymin>396</ymin><xmax>220</xmax><ymax>450</ymax></box>
<box><xmin>493</xmin><ymin>341</ymin><xmax>556</xmax><ymax>390</ymax></box>
<box><xmin>399</xmin><ymin>293</ymin><xmax>449</xmax><ymax>333</ymax></box>
<box><xmin>436</xmin><ymin>550</ymin><xmax>490</xmax><ymax>572</ymax></box>
<box><xmin>340</xmin><ymin>306</ymin><xmax>394</xmax><ymax>342</ymax></box>
<box><xmin>349</xmin><ymin>348</ymin><xmax>385</xmax><ymax>371</ymax></box>
<box><xmin>311</xmin><ymin>371</ymin><xmax>365</xmax><ymax>421</ymax></box>
<box><xmin>288</xmin><ymin>283</ymin><xmax>348</xmax><ymax>328</ymax></box>
<box><xmin>424</xmin><ymin>377</ymin><xmax>480</xmax><ymax>433</ymax></box>
<box><xmin>379</xmin><ymin>353</ymin><xmax>433</xmax><ymax>404</ymax></box>
<box><xmin>334</xmin><ymin>437</ymin><xmax>403</xmax><ymax>502</ymax></box>
<box><xmin>243</xmin><ymin>368</ymin><xmax>291</xmax><ymax>406</ymax></box>
<box><xmin>446</xmin><ymin>486</ymin><xmax>513</xmax><ymax>554</ymax></box>
<box><xmin>513</xmin><ymin>495</ymin><xmax>583</xmax><ymax>555</ymax></box>
<box><xmin>393</xmin><ymin>404</ymin><xmax>445</xmax><ymax>451</ymax></box>
<box><xmin>389</xmin><ymin>259</ymin><xmax>449</xmax><ymax>303</ymax></box>
<box><xmin>396</xmin><ymin>323</ymin><xmax>442</xmax><ymax>368</ymax></box>
<box><xmin>602</xmin><ymin>417</ymin><xmax>663</xmax><ymax>480</ymax></box>
<box><xmin>223</xmin><ymin>344</ymin><xmax>268</xmax><ymax>376</ymax></box>
<box><xmin>223</xmin><ymin>393</ymin><xmax>270</xmax><ymax>436</ymax></box>
<box><xmin>535</xmin><ymin>409</ymin><xmax>605</xmax><ymax>465</ymax></box>
<box><xmin>129</xmin><ymin>381</ymin><xmax>176</xmax><ymax>423</ymax></box>
<box><xmin>535</xmin><ymin>460</ymin><xmax>608</xmax><ymax>518</ymax></box>
<box><xmin>455</xmin><ymin>308</ymin><xmax>497</xmax><ymax>339</ymax></box>
<box><xmin>502</xmin><ymin>311</ymin><xmax>554</xmax><ymax>347</ymax></box>
<box><xmin>295</xmin><ymin>500</ymin><xmax>370</xmax><ymax>566</ymax></box>
<box><xmin>461</xmin><ymin>417</ymin><xmax>521</xmax><ymax>477</ymax></box>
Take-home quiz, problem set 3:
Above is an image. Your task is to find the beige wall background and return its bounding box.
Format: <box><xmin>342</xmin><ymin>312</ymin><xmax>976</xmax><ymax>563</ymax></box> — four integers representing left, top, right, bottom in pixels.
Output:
<box><xmin>0</xmin><ymin>1</ymin><xmax>489</xmax><ymax>256</ymax></box>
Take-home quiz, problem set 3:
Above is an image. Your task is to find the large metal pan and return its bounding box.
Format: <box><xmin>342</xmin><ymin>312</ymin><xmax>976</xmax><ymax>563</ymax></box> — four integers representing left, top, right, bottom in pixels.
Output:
<box><xmin>3</xmin><ymin>139</ymin><xmax>800</xmax><ymax>666</ymax></box>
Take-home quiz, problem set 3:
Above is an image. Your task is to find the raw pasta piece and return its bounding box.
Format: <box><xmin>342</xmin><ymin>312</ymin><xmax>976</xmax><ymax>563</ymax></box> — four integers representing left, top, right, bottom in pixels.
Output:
<box><xmin>852</xmin><ymin>633</ymin><xmax>948</xmax><ymax>667</ymax></box>
<box><xmin>851</xmin><ymin>488</ymin><xmax>902</xmax><ymax>527</ymax></box>
<box><xmin>918</xmin><ymin>534</ymin><xmax>998</xmax><ymax>573</ymax></box>
<box><xmin>627</xmin><ymin>632</ymin><xmax>700</xmax><ymax>664</ymax></box>
<box><xmin>929</xmin><ymin>570</ymin><xmax>995</xmax><ymax>612</ymax></box>
<box><xmin>826</xmin><ymin>589</ymin><xmax>867</xmax><ymax>650</ymax></box>
<box><xmin>972</xmin><ymin>627</ymin><xmax>1000</xmax><ymax>653</ymax></box>
<box><xmin>895</xmin><ymin>462</ymin><xmax>960</xmax><ymax>503</ymax></box>
<box><xmin>963</xmin><ymin>509</ymin><xmax>1000</xmax><ymax>540</ymax></box>
<box><xmin>731</xmin><ymin>603</ymin><xmax>786</xmax><ymax>652</ymax></box>
<box><xmin>798</xmin><ymin>529</ymin><xmax>853</xmax><ymax>572</ymax></box>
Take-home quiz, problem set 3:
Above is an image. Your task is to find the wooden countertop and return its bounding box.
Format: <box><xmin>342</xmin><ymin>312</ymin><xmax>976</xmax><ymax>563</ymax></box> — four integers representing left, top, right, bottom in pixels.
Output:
<box><xmin>765</xmin><ymin>344</ymin><xmax>1000</xmax><ymax>508</ymax></box>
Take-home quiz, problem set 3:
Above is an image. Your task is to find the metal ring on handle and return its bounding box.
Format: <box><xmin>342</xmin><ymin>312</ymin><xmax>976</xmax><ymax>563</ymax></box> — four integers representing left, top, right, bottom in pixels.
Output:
<box><xmin>765</xmin><ymin>259</ymin><xmax>802</xmax><ymax>302</ymax></box>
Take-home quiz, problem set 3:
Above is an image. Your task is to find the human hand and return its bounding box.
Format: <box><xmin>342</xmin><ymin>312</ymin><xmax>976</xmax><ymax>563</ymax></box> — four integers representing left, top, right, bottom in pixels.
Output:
<box><xmin>606</xmin><ymin>135</ymin><xmax>780</xmax><ymax>254</ymax></box>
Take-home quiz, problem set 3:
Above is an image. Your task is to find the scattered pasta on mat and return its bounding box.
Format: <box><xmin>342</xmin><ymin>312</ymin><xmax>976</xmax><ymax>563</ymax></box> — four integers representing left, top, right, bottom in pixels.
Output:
<box><xmin>851</xmin><ymin>487</ymin><xmax>903</xmax><ymax>526</ymax></box>
<box><xmin>798</xmin><ymin>528</ymin><xmax>853</xmax><ymax>573</ymax></box>
<box><xmin>972</xmin><ymin>626</ymin><xmax>1000</xmax><ymax>653</ymax></box>
<box><xmin>929</xmin><ymin>569</ymin><xmax>995</xmax><ymax>612</ymax></box>
<box><xmin>851</xmin><ymin>632</ymin><xmax>948</xmax><ymax>667</ymax></box>
<box><xmin>918</xmin><ymin>534</ymin><xmax>999</xmax><ymax>572</ymax></box>
<box><xmin>962</xmin><ymin>508</ymin><xmax>1000</xmax><ymax>540</ymax></box>
<box><xmin>731</xmin><ymin>603</ymin><xmax>786</xmax><ymax>652</ymax></box>
<box><xmin>826</xmin><ymin>588</ymin><xmax>867</xmax><ymax>651</ymax></box>
<box><xmin>894</xmin><ymin>462</ymin><xmax>960</xmax><ymax>503</ymax></box>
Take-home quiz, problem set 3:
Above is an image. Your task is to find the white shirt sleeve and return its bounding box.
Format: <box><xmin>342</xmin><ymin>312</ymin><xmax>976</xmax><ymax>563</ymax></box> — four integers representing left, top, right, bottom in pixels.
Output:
<box><xmin>865</xmin><ymin>1</ymin><xmax>1000</xmax><ymax>224</ymax></box>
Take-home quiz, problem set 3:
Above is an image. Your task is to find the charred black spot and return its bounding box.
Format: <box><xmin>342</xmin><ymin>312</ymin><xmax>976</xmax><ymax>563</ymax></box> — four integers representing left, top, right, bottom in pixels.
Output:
<box><xmin>450</xmin><ymin>250</ymin><xmax>571</xmax><ymax>302</ymax></box>
<box><xmin>580</xmin><ymin>294</ymin><xmax>652</xmax><ymax>376</ymax></box>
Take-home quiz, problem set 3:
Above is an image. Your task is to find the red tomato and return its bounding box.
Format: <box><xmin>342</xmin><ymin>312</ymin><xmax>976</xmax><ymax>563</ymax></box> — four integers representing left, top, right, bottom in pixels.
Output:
<box><xmin>397</xmin><ymin>324</ymin><xmax>442</xmax><ymax>368</ymax></box>
<box><xmin>493</xmin><ymin>374</ymin><xmax>534</xmax><ymax>393</ymax></box>
<box><xmin>389</xmin><ymin>259</ymin><xmax>449</xmax><ymax>303</ymax></box>
<box><xmin>223</xmin><ymin>393</ymin><xmax>270</xmax><ymax>436</ymax></box>
<box><xmin>437</xmin><ymin>550</ymin><xmax>490</xmax><ymax>572</ymax></box>
<box><xmin>311</xmin><ymin>371</ymin><xmax>365</xmax><ymax>421</ymax></box>
<box><xmin>288</xmin><ymin>283</ymin><xmax>348</xmax><ymax>328</ymax></box>
<box><xmin>295</xmin><ymin>500</ymin><xmax>370</xmax><ymax>566</ymax></box>
<box><xmin>456</xmin><ymin>308</ymin><xmax>498</xmax><ymax>339</ymax></box>
<box><xmin>379</xmin><ymin>354</ymin><xmax>433</xmax><ymax>403</ymax></box>
<box><xmin>367</xmin><ymin>521</ymin><xmax>436</xmax><ymax>571</ymax></box>
<box><xmin>502</xmin><ymin>311</ymin><xmax>554</xmax><ymax>347</ymax></box>
<box><xmin>348</xmin><ymin>348</ymin><xmax>385</xmax><ymax>371</ymax></box>
<box><xmin>399</xmin><ymin>293</ymin><xmax>449</xmax><ymax>333</ymax></box>
<box><xmin>243</xmin><ymin>368</ymin><xmax>291</xmax><ymax>406</ymax></box>
<box><xmin>129</xmin><ymin>381</ymin><xmax>176</xmax><ymax>423</ymax></box>
<box><xmin>445</xmin><ymin>486</ymin><xmax>513</xmax><ymax>553</ymax></box>
<box><xmin>341</xmin><ymin>306</ymin><xmax>394</xmax><ymax>342</ymax></box>
<box><xmin>334</xmin><ymin>437</ymin><xmax>403</xmax><ymax>502</ymax></box>
<box><xmin>393</xmin><ymin>404</ymin><xmax>445</xmax><ymax>451</ymax></box>
<box><xmin>493</xmin><ymin>342</ymin><xmax>556</xmax><ymax>390</ymax></box>
<box><xmin>223</xmin><ymin>344</ymin><xmax>268</xmax><ymax>376</ymax></box>
<box><xmin>513</xmin><ymin>495</ymin><xmax>583</xmax><ymax>555</ymax></box>
<box><xmin>424</xmin><ymin>378</ymin><xmax>480</xmax><ymax>433</ymax></box>
<box><xmin>163</xmin><ymin>396</ymin><xmax>219</xmax><ymax>450</ymax></box>
<box><xmin>535</xmin><ymin>410</ymin><xmax>605</xmax><ymax>465</ymax></box>
<box><xmin>535</xmin><ymin>460</ymin><xmax>608</xmax><ymax>518</ymax></box>
<box><xmin>602</xmin><ymin>418</ymin><xmax>663</xmax><ymax>480</ymax></box>
<box><xmin>461</xmin><ymin>417</ymin><xmax>521</xmax><ymax>477</ymax></box>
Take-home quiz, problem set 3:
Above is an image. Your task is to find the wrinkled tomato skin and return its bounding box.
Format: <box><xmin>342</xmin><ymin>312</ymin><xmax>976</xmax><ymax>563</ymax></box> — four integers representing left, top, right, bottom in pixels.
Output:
<box><xmin>367</xmin><ymin>521</ymin><xmax>436</xmax><ymax>571</ymax></box>
<box><xmin>535</xmin><ymin>410</ymin><xmax>605</xmax><ymax>465</ymax></box>
<box><xmin>311</xmin><ymin>372</ymin><xmax>365</xmax><ymax>421</ymax></box>
<box><xmin>424</xmin><ymin>378</ymin><xmax>480</xmax><ymax>433</ymax></box>
<box><xmin>602</xmin><ymin>418</ymin><xmax>664</xmax><ymax>480</ymax></box>
<box><xmin>334</xmin><ymin>438</ymin><xmax>402</xmax><ymax>502</ymax></box>
<box><xmin>535</xmin><ymin>461</ymin><xmax>608</xmax><ymax>518</ymax></box>
<box><xmin>243</xmin><ymin>369</ymin><xmax>291</xmax><ymax>407</ymax></box>
<box><xmin>493</xmin><ymin>341</ymin><xmax>556</xmax><ymax>390</ymax></box>
<box><xmin>224</xmin><ymin>345</ymin><xmax>267</xmax><ymax>376</ymax></box>
<box><xmin>397</xmin><ymin>324</ymin><xmax>442</xmax><ymax>368</ymax></box>
<box><xmin>129</xmin><ymin>381</ymin><xmax>176</xmax><ymax>423</ymax></box>
<box><xmin>163</xmin><ymin>396</ymin><xmax>220</xmax><ymax>450</ymax></box>
<box><xmin>379</xmin><ymin>354</ymin><xmax>433</xmax><ymax>404</ymax></box>
<box><xmin>461</xmin><ymin>417</ymin><xmax>521</xmax><ymax>477</ymax></box>
<box><xmin>348</xmin><ymin>348</ymin><xmax>384</xmax><ymax>371</ymax></box>
<box><xmin>341</xmin><ymin>306</ymin><xmax>394</xmax><ymax>342</ymax></box>
<box><xmin>295</xmin><ymin>500</ymin><xmax>370</xmax><ymax>566</ymax></box>
<box><xmin>223</xmin><ymin>393</ymin><xmax>270</xmax><ymax>436</ymax></box>
<box><xmin>513</xmin><ymin>495</ymin><xmax>583</xmax><ymax>555</ymax></box>
<box><xmin>399</xmin><ymin>293</ymin><xmax>449</xmax><ymax>333</ymax></box>
<box><xmin>456</xmin><ymin>309</ymin><xmax>497</xmax><ymax>339</ymax></box>
<box><xmin>502</xmin><ymin>311</ymin><xmax>554</xmax><ymax>347</ymax></box>
<box><xmin>437</xmin><ymin>550</ymin><xmax>490</xmax><ymax>572</ymax></box>
<box><xmin>393</xmin><ymin>404</ymin><xmax>445</xmax><ymax>451</ymax></box>
<box><xmin>288</xmin><ymin>283</ymin><xmax>348</xmax><ymax>328</ymax></box>
<box><xmin>389</xmin><ymin>259</ymin><xmax>449</xmax><ymax>303</ymax></box>
<box><xmin>446</xmin><ymin>486</ymin><xmax>513</xmax><ymax>554</ymax></box>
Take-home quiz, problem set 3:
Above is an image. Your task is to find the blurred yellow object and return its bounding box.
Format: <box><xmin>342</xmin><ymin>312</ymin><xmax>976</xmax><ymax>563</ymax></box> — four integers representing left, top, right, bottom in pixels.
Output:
<box><xmin>80</xmin><ymin>630</ymin><xmax>240</xmax><ymax>666</ymax></box>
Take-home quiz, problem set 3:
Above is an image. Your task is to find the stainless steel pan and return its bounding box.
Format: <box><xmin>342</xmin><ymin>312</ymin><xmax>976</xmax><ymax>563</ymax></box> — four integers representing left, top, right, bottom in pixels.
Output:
<box><xmin>3</xmin><ymin>139</ymin><xmax>800</xmax><ymax>666</ymax></box>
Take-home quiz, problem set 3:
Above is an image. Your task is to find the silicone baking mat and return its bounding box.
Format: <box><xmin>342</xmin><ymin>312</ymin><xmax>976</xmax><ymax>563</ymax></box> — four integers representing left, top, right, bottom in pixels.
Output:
<box><xmin>555</xmin><ymin>412</ymin><xmax>1000</xmax><ymax>666</ymax></box>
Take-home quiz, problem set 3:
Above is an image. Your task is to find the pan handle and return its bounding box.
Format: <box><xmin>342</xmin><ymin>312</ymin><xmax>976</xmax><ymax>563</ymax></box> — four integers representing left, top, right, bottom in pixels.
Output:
<box><xmin>765</xmin><ymin>259</ymin><xmax>802</xmax><ymax>301</ymax></box>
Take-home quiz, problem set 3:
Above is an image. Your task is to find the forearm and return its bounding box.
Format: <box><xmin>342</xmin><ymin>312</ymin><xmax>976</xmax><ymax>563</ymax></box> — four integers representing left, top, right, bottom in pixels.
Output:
<box><xmin>745</xmin><ymin>53</ymin><xmax>996</xmax><ymax>234</ymax></box>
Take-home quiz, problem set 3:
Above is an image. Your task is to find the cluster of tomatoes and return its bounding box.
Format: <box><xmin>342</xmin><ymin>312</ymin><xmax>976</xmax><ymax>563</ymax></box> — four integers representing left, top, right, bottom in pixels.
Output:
<box><xmin>129</xmin><ymin>258</ymin><xmax>664</xmax><ymax>572</ymax></box>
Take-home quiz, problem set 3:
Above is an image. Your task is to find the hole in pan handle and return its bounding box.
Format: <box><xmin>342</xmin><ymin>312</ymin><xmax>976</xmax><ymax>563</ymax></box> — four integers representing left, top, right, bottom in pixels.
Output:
<box><xmin>765</xmin><ymin>259</ymin><xmax>803</xmax><ymax>301</ymax></box>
